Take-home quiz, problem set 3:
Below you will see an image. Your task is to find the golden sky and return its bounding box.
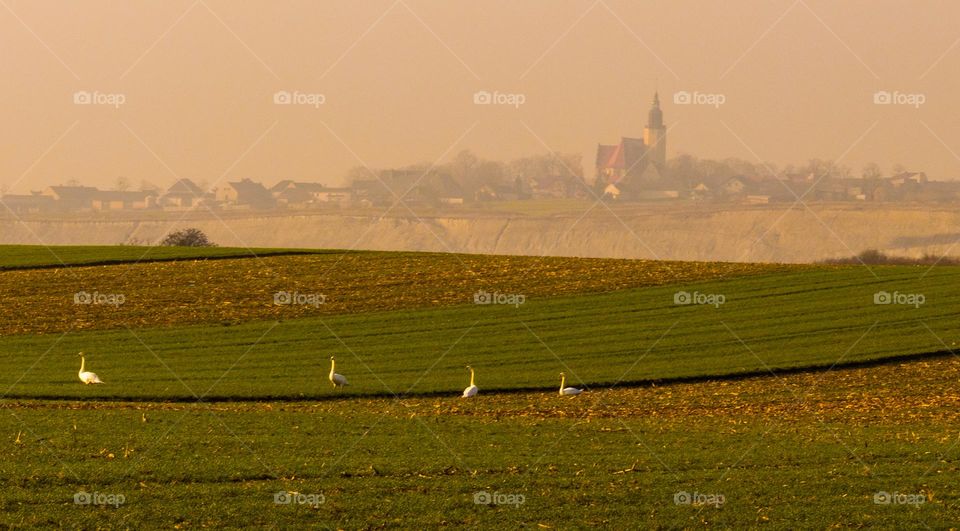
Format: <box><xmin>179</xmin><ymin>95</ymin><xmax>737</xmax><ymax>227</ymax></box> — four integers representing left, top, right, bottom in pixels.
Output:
<box><xmin>2</xmin><ymin>0</ymin><xmax>959</xmax><ymax>192</ymax></box>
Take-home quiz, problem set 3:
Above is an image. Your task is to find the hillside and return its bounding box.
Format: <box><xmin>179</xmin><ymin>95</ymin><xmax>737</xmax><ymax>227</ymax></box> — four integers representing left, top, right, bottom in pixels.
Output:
<box><xmin>2</xmin><ymin>203</ymin><xmax>960</xmax><ymax>262</ymax></box>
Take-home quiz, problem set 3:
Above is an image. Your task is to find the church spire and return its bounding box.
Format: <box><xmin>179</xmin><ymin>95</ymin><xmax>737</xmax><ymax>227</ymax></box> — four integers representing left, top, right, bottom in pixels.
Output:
<box><xmin>647</xmin><ymin>91</ymin><xmax>663</xmax><ymax>129</ymax></box>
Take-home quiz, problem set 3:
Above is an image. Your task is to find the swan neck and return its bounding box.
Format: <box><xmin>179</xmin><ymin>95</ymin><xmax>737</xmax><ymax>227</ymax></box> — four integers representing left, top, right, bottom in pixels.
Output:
<box><xmin>560</xmin><ymin>374</ymin><xmax>565</xmax><ymax>390</ymax></box>
<box><xmin>469</xmin><ymin>368</ymin><xmax>475</xmax><ymax>387</ymax></box>
<box><xmin>330</xmin><ymin>358</ymin><xmax>335</xmax><ymax>375</ymax></box>
<box><xmin>79</xmin><ymin>357</ymin><xmax>85</xmax><ymax>373</ymax></box>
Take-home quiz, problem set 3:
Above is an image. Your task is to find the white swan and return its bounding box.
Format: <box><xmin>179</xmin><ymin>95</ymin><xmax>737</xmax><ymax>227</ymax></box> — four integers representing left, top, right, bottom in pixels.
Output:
<box><xmin>329</xmin><ymin>356</ymin><xmax>348</xmax><ymax>388</ymax></box>
<box><xmin>558</xmin><ymin>372</ymin><xmax>582</xmax><ymax>396</ymax></box>
<box><xmin>77</xmin><ymin>353</ymin><xmax>103</xmax><ymax>384</ymax></box>
<box><xmin>462</xmin><ymin>365</ymin><xmax>478</xmax><ymax>398</ymax></box>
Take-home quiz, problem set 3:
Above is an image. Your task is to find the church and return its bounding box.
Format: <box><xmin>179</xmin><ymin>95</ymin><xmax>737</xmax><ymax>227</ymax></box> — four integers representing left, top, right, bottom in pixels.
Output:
<box><xmin>595</xmin><ymin>93</ymin><xmax>676</xmax><ymax>199</ymax></box>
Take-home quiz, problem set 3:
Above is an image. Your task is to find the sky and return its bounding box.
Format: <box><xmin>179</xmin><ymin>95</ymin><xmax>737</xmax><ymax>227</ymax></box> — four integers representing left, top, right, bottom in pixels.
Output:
<box><xmin>2</xmin><ymin>0</ymin><xmax>960</xmax><ymax>192</ymax></box>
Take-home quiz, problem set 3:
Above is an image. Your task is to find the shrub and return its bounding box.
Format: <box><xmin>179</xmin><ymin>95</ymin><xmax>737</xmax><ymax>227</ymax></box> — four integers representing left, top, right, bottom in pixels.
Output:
<box><xmin>160</xmin><ymin>228</ymin><xmax>217</xmax><ymax>247</ymax></box>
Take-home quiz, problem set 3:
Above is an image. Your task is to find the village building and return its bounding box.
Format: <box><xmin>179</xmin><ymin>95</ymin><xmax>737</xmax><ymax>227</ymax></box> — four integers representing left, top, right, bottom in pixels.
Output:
<box><xmin>215</xmin><ymin>179</ymin><xmax>275</xmax><ymax>209</ymax></box>
<box><xmin>1</xmin><ymin>192</ymin><xmax>56</xmax><ymax>214</ymax></box>
<box><xmin>90</xmin><ymin>190</ymin><xmax>158</xmax><ymax>211</ymax></box>
<box><xmin>596</xmin><ymin>93</ymin><xmax>677</xmax><ymax>200</ymax></box>
<box><xmin>161</xmin><ymin>179</ymin><xmax>209</xmax><ymax>209</ymax></box>
<box><xmin>41</xmin><ymin>185</ymin><xmax>101</xmax><ymax>211</ymax></box>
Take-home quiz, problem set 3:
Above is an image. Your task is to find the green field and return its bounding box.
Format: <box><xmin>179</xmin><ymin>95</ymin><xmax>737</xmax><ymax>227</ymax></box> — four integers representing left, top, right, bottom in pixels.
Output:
<box><xmin>0</xmin><ymin>244</ymin><xmax>333</xmax><ymax>269</ymax></box>
<box><xmin>0</xmin><ymin>246</ymin><xmax>957</xmax><ymax>527</ymax></box>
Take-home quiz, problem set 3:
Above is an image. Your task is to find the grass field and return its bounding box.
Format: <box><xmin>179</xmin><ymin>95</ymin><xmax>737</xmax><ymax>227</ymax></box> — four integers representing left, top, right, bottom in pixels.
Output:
<box><xmin>0</xmin><ymin>246</ymin><xmax>957</xmax><ymax>527</ymax></box>
<box><xmin>0</xmin><ymin>244</ymin><xmax>342</xmax><ymax>269</ymax></box>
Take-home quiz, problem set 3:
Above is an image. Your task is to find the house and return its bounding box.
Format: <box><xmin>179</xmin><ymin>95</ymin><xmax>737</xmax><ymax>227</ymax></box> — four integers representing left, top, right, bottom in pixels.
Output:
<box><xmin>603</xmin><ymin>183</ymin><xmax>621</xmax><ymax>200</ymax></box>
<box><xmin>691</xmin><ymin>182</ymin><xmax>710</xmax><ymax>200</ymax></box>
<box><xmin>720</xmin><ymin>176</ymin><xmax>748</xmax><ymax>197</ymax></box>
<box><xmin>215</xmin><ymin>179</ymin><xmax>275</xmax><ymax>209</ymax></box>
<box><xmin>1</xmin><ymin>192</ymin><xmax>56</xmax><ymax>214</ymax></box>
<box><xmin>888</xmin><ymin>172</ymin><xmax>927</xmax><ymax>187</ymax></box>
<box><xmin>313</xmin><ymin>187</ymin><xmax>352</xmax><ymax>203</ymax></box>
<box><xmin>42</xmin><ymin>185</ymin><xmax>101</xmax><ymax>211</ymax></box>
<box><xmin>270</xmin><ymin>181</ymin><xmax>344</xmax><ymax>208</ymax></box>
<box><xmin>812</xmin><ymin>179</ymin><xmax>848</xmax><ymax>202</ymax></box>
<box><xmin>527</xmin><ymin>174</ymin><xmax>579</xmax><ymax>199</ymax></box>
<box><xmin>91</xmin><ymin>190</ymin><xmax>158</xmax><ymax>211</ymax></box>
<box><xmin>161</xmin><ymin>178</ymin><xmax>208</xmax><ymax>209</ymax></box>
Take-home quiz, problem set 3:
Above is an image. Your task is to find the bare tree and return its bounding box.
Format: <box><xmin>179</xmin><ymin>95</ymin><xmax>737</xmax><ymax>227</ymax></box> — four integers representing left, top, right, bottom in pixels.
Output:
<box><xmin>862</xmin><ymin>163</ymin><xmax>882</xmax><ymax>180</ymax></box>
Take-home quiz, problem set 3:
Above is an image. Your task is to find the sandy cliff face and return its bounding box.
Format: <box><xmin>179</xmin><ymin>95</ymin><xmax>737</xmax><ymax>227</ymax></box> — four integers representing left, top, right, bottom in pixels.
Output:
<box><xmin>1</xmin><ymin>205</ymin><xmax>958</xmax><ymax>263</ymax></box>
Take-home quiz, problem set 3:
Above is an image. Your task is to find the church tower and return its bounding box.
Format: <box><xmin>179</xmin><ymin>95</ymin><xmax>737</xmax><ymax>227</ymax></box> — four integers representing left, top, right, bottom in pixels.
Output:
<box><xmin>643</xmin><ymin>92</ymin><xmax>667</xmax><ymax>167</ymax></box>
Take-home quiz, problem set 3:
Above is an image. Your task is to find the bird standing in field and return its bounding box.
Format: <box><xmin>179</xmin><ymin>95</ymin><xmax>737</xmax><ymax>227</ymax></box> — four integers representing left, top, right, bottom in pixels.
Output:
<box><xmin>462</xmin><ymin>365</ymin><xmax>478</xmax><ymax>398</ymax></box>
<box><xmin>77</xmin><ymin>352</ymin><xmax>104</xmax><ymax>384</ymax></box>
<box><xmin>558</xmin><ymin>372</ymin><xmax>582</xmax><ymax>396</ymax></box>
<box><xmin>329</xmin><ymin>356</ymin><xmax>348</xmax><ymax>389</ymax></box>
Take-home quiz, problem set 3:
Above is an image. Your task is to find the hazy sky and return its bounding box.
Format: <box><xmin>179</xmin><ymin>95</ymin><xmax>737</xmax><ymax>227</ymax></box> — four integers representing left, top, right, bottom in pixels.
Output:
<box><xmin>2</xmin><ymin>0</ymin><xmax>960</xmax><ymax>192</ymax></box>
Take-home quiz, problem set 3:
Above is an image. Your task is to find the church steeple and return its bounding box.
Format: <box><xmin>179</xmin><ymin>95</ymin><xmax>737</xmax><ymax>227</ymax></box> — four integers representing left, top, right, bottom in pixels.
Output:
<box><xmin>643</xmin><ymin>91</ymin><xmax>666</xmax><ymax>167</ymax></box>
<box><xmin>647</xmin><ymin>92</ymin><xmax>663</xmax><ymax>129</ymax></box>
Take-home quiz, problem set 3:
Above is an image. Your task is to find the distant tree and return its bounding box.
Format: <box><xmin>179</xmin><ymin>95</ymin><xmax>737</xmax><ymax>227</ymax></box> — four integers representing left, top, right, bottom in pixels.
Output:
<box><xmin>862</xmin><ymin>163</ymin><xmax>882</xmax><ymax>180</ymax></box>
<box><xmin>139</xmin><ymin>179</ymin><xmax>161</xmax><ymax>192</ymax></box>
<box><xmin>160</xmin><ymin>228</ymin><xmax>216</xmax><ymax>247</ymax></box>
<box><xmin>115</xmin><ymin>177</ymin><xmax>130</xmax><ymax>191</ymax></box>
<box><xmin>892</xmin><ymin>163</ymin><xmax>906</xmax><ymax>175</ymax></box>
<box><xmin>449</xmin><ymin>150</ymin><xmax>480</xmax><ymax>188</ymax></box>
<box><xmin>344</xmin><ymin>166</ymin><xmax>374</xmax><ymax>184</ymax></box>
<box><xmin>65</xmin><ymin>178</ymin><xmax>81</xmax><ymax>186</ymax></box>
